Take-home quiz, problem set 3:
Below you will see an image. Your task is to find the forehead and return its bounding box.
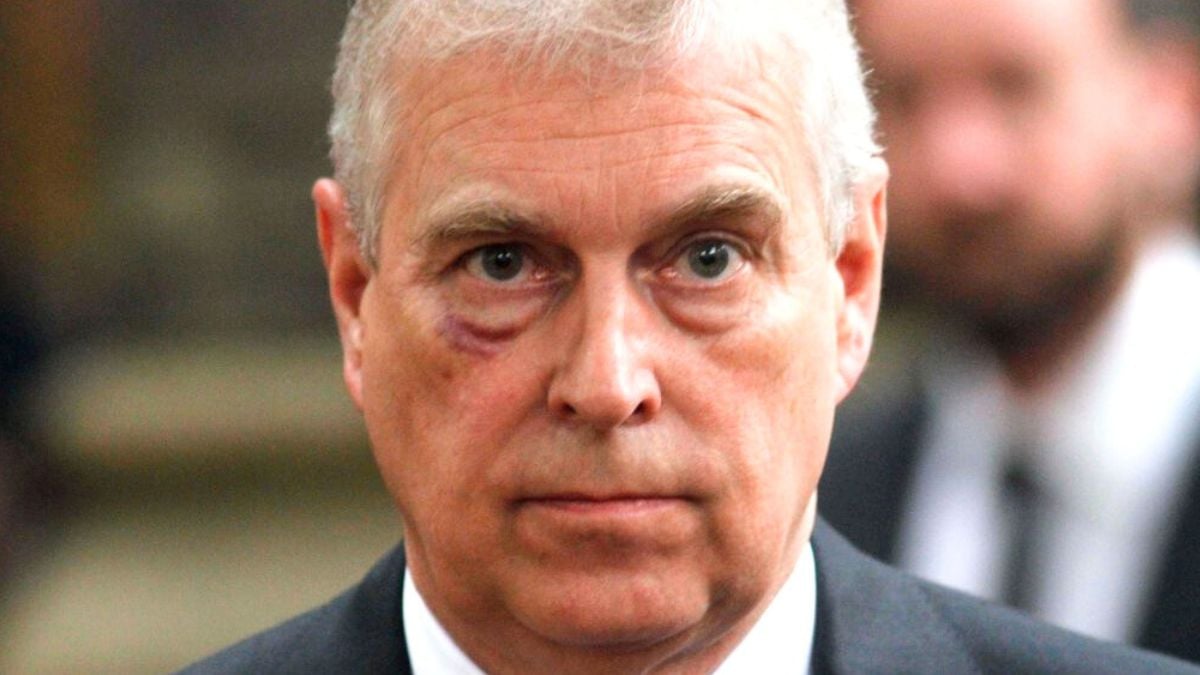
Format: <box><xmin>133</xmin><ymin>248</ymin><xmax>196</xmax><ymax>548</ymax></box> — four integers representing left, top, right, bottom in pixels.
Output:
<box><xmin>381</xmin><ymin>41</ymin><xmax>819</xmax><ymax>241</ymax></box>
<box><xmin>859</xmin><ymin>0</ymin><xmax>1126</xmax><ymax>68</ymax></box>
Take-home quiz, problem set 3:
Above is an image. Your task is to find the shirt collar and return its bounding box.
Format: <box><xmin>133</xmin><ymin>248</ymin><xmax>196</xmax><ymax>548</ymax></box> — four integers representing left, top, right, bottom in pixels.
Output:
<box><xmin>402</xmin><ymin>569</ymin><xmax>486</xmax><ymax>675</ymax></box>
<box><xmin>924</xmin><ymin>230</ymin><xmax>1200</xmax><ymax>531</ymax></box>
<box><xmin>1026</xmin><ymin>229</ymin><xmax>1200</xmax><ymax>528</ymax></box>
<box><xmin>714</xmin><ymin>541</ymin><xmax>816</xmax><ymax>675</ymax></box>
<box><xmin>403</xmin><ymin>542</ymin><xmax>817</xmax><ymax>674</ymax></box>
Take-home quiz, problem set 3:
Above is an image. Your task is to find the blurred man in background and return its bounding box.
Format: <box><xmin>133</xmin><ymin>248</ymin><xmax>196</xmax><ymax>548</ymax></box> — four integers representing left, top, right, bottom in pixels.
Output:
<box><xmin>821</xmin><ymin>0</ymin><xmax>1200</xmax><ymax>662</ymax></box>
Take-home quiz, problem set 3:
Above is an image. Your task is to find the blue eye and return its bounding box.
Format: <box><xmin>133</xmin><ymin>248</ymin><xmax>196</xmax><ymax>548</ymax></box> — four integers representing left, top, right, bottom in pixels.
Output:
<box><xmin>688</xmin><ymin>241</ymin><xmax>730</xmax><ymax>278</ymax></box>
<box><xmin>676</xmin><ymin>239</ymin><xmax>744</xmax><ymax>282</ymax></box>
<box><xmin>468</xmin><ymin>244</ymin><xmax>526</xmax><ymax>282</ymax></box>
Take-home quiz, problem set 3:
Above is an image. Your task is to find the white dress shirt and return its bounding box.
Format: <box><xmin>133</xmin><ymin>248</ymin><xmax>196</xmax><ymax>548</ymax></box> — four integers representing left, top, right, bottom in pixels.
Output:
<box><xmin>403</xmin><ymin>542</ymin><xmax>816</xmax><ymax>674</ymax></box>
<box><xmin>898</xmin><ymin>228</ymin><xmax>1200</xmax><ymax>641</ymax></box>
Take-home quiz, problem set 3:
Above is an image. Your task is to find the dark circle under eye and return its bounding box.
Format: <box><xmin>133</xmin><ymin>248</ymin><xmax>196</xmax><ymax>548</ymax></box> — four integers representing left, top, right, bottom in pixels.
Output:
<box><xmin>480</xmin><ymin>244</ymin><xmax>524</xmax><ymax>281</ymax></box>
<box><xmin>687</xmin><ymin>240</ymin><xmax>731</xmax><ymax>279</ymax></box>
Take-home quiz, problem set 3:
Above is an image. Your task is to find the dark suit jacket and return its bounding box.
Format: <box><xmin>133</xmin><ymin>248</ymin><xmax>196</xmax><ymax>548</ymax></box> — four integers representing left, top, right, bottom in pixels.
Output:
<box><xmin>819</xmin><ymin>379</ymin><xmax>1200</xmax><ymax>665</ymax></box>
<box><xmin>179</xmin><ymin>521</ymin><xmax>1196</xmax><ymax>674</ymax></box>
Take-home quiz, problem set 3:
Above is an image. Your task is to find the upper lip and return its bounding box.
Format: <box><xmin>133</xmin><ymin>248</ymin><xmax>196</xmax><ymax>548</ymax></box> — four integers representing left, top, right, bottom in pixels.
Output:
<box><xmin>517</xmin><ymin>492</ymin><xmax>686</xmax><ymax>504</ymax></box>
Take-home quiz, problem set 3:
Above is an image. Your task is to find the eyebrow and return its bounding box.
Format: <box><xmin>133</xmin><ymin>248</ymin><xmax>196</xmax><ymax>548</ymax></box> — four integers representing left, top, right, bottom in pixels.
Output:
<box><xmin>414</xmin><ymin>201</ymin><xmax>547</xmax><ymax>252</ymax></box>
<box><xmin>413</xmin><ymin>183</ymin><xmax>785</xmax><ymax>252</ymax></box>
<box><xmin>654</xmin><ymin>185</ymin><xmax>785</xmax><ymax>239</ymax></box>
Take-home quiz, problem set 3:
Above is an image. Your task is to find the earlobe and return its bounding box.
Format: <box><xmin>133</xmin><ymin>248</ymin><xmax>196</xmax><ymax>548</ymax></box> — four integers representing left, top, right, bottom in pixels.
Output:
<box><xmin>314</xmin><ymin>178</ymin><xmax>369</xmax><ymax>410</ymax></box>
<box><xmin>833</xmin><ymin>159</ymin><xmax>888</xmax><ymax>403</ymax></box>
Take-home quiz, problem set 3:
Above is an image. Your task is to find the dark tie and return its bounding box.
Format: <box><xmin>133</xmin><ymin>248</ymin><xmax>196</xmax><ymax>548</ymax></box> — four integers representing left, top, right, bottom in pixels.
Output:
<box><xmin>1000</xmin><ymin>449</ymin><xmax>1042</xmax><ymax>611</ymax></box>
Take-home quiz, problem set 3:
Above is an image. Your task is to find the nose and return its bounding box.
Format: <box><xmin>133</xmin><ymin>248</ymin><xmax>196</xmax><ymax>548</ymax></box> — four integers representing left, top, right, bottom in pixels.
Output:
<box><xmin>918</xmin><ymin>95</ymin><xmax>1016</xmax><ymax>212</ymax></box>
<box><xmin>546</xmin><ymin>270</ymin><xmax>662</xmax><ymax>429</ymax></box>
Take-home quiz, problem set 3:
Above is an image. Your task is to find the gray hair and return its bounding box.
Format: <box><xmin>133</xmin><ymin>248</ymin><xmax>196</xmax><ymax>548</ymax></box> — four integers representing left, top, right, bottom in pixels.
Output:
<box><xmin>328</xmin><ymin>0</ymin><xmax>879</xmax><ymax>265</ymax></box>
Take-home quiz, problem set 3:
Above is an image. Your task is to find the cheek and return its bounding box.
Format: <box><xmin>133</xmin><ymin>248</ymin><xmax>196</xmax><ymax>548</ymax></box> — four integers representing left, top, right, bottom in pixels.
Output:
<box><xmin>676</xmin><ymin>282</ymin><xmax>839</xmax><ymax>498</ymax></box>
<box><xmin>1024</xmin><ymin>82</ymin><xmax>1132</xmax><ymax>222</ymax></box>
<box><xmin>712</xmin><ymin>281</ymin><xmax>837</xmax><ymax>398</ymax></box>
<box><xmin>358</xmin><ymin>294</ymin><xmax>547</xmax><ymax>507</ymax></box>
<box><xmin>661</xmin><ymin>294</ymin><xmax>835</xmax><ymax>591</ymax></box>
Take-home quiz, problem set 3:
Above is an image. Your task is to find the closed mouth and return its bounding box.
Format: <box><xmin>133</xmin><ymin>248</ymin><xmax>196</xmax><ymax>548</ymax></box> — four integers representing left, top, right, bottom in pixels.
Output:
<box><xmin>517</xmin><ymin>494</ymin><xmax>687</xmax><ymax>515</ymax></box>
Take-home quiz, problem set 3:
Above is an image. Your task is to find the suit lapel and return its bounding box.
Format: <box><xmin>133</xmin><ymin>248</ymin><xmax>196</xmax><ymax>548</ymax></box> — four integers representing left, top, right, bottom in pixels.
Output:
<box><xmin>336</xmin><ymin>544</ymin><xmax>414</xmax><ymax>674</ymax></box>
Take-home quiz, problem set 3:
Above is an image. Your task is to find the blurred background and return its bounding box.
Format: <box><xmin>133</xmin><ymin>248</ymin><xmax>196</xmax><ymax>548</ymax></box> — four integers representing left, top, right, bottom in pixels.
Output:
<box><xmin>0</xmin><ymin>2</ymin><xmax>399</xmax><ymax>672</ymax></box>
<box><xmin>821</xmin><ymin>0</ymin><xmax>1200</xmax><ymax>665</ymax></box>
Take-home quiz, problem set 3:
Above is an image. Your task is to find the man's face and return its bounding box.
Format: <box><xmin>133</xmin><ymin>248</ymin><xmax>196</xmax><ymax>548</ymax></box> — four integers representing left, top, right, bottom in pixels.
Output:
<box><xmin>317</xmin><ymin>40</ymin><xmax>884</xmax><ymax>670</ymax></box>
<box><xmin>857</xmin><ymin>0</ymin><xmax>1141</xmax><ymax>326</ymax></box>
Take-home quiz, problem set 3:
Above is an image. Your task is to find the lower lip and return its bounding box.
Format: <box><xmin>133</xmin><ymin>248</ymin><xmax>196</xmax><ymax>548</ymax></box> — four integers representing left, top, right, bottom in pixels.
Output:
<box><xmin>514</xmin><ymin>497</ymin><xmax>696</xmax><ymax>552</ymax></box>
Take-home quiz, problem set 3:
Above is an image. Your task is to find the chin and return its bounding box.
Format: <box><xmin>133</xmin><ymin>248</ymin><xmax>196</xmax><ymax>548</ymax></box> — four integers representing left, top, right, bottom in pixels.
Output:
<box><xmin>511</xmin><ymin>571</ymin><xmax>712</xmax><ymax>652</ymax></box>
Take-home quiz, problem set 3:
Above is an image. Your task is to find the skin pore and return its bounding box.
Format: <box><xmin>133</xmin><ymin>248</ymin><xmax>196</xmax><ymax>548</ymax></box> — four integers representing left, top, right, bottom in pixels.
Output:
<box><xmin>316</xmin><ymin>35</ymin><xmax>886</xmax><ymax>674</ymax></box>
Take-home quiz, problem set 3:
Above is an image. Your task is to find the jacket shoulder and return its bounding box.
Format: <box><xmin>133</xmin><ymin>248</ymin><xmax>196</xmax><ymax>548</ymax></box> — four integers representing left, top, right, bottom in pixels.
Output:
<box><xmin>811</xmin><ymin>522</ymin><xmax>1198</xmax><ymax>674</ymax></box>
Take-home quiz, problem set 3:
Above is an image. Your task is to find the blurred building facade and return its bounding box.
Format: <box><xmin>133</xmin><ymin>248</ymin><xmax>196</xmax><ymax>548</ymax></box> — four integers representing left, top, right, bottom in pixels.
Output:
<box><xmin>0</xmin><ymin>3</ymin><xmax>400</xmax><ymax>672</ymax></box>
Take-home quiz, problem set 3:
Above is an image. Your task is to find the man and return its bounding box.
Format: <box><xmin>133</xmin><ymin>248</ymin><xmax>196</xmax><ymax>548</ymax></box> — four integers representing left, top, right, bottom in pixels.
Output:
<box><xmin>184</xmin><ymin>0</ymin><xmax>1196</xmax><ymax>672</ymax></box>
<box><xmin>820</xmin><ymin>0</ymin><xmax>1200</xmax><ymax>664</ymax></box>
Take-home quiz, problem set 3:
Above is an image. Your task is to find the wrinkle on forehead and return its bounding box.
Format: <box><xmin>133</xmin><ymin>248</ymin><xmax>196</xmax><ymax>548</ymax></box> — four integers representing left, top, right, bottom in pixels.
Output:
<box><xmin>380</xmin><ymin>41</ymin><xmax>819</xmax><ymax>242</ymax></box>
<box><xmin>412</xmin><ymin>182</ymin><xmax>787</xmax><ymax>253</ymax></box>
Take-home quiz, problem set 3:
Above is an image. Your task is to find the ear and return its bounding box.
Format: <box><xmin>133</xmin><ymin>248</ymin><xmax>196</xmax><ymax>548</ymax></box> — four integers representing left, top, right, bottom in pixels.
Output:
<box><xmin>833</xmin><ymin>158</ymin><xmax>888</xmax><ymax>404</ymax></box>
<box><xmin>314</xmin><ymin>178</ymin><xmax>369</xmax><ymax>411</ymax></box>
<box><xmin>1132</xmin><ymin>30</ymin><xmax>1200</xmax><ymax>213</ymax></box>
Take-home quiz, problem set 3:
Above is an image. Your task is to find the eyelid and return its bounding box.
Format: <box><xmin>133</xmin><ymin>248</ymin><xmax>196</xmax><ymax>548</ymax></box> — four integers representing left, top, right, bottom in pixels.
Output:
<box><xmin>662</xmin><ymin>234</ymin><xmax>751</xmax><ymax>284</ymax></box>
<box><xmin>463</xmin><ymin>244</ymin><xmax>527</xmax><ymax>284</ymax></box>
<box><xmin>675</xmin><ymin>232</ymin><xmax>752</xmax><ymax>263</ymax></box>
<box><xmin>457</xmin><ymin>241</ymin><xmax>564</xmax><ymax>286</ymax></box>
